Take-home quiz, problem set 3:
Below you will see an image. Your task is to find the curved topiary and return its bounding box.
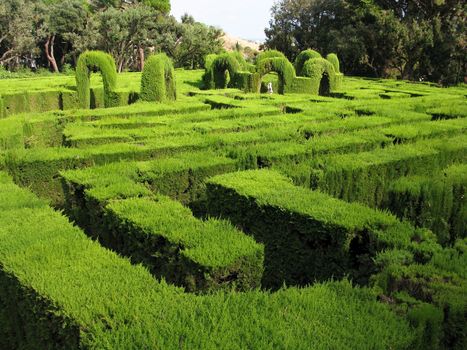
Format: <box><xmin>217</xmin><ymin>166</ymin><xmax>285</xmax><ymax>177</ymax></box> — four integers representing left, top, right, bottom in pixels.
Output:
<box><xmin>204</xmin><ymin>54</ymin><xmax>218</xmax><ymax>70</ymax></box>
<box><xmin>256</xmin><ymin>50</ymin><xmax>286</xmax><ymax>64</ymax></box>
<box><xmin>76</xmin><ymin>51</ymin><xmax>117</xmax><ymax>109</ymax></box>
<box><xmin>302</xmin><ymin>57</ymin><xmax>337</xmax><ymax>96</ymax></box>
<box><xmin>326</xmin><ymin>53</ymin><xmax>340</xmax><ymax>73</ymax></box>
<box><xmin>257</xmin><ymin>57</ymin><xmax>295</xmax><ymax>94</ymax></box>
<box><xmin>140</xmin><ymin>53</ymin><xmax>176</xmax><ymax>102</ymax></box>
<box><xmin>209</xmin><ymin>53</ymin><xmax>241</xmax><ymax>89</ymax></box>
<box><xmin>294</xmin><ymin>49</ymin><xmax>322</xmax><ymax>76</ymax></box>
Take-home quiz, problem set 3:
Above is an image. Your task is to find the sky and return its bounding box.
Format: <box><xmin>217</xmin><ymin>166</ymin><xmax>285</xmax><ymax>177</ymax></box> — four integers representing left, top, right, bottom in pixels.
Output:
<box><xmin>170</xmin><ymin>0</ymin><xmax>277</xmax><ymax>42</ymax></box>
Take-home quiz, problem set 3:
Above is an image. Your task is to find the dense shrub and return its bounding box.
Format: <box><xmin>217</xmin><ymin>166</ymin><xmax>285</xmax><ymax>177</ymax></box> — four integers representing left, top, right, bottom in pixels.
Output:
<box><xmin>256</xmin><ymin>49</ymin><xmax>286</xmax><ymax>63</ymax></box>
<box><xmin>294</xmin><ymin>49</ymin><xmax>322</xmax><ymax>76</ymax></box>
<box><xmin>206</xmin><ymin>53</ymin><xmax>241</xmax><ymax>89</ymax></box>
<box><xmin>301</xmin><ymin>57</ymin><xmax>337</xmax><ymax>95</ymax></box>
<box><xmin>257</xmin><ymin>57</ymin><xmax>295</xmax><ymax>94</ymax></box>
<box><xmin>140</xmin><ymin>53</ymin><xmax>176</xmax><ymax>102</ymax></box>
<box><xmin>326</xmin><ymin>53</ymin><xmax>340</xmax><ymax>73</ymax></box>
<box><xmin>75</xmin><ymin>51</ymin><xmax>118</xmax><ymax>109</ymax></box>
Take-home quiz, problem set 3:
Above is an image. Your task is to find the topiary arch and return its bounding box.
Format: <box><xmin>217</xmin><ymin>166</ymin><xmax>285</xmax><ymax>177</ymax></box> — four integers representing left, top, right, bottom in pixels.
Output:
<box><xmin>294</xmin><ymin>49</ymin><xmax>322</xmax><ymax>76</ymax></box>
<box><xmin>209</xmin><ymin>53</ymin><xmax>241</xmax><ymax>89</ymax></box>
<box><xmin>76</xmin><ymin>51</ymin><xmax>117</xmax><ymax>109</ymax></box>
<box><xmin>140</xmin><ymin>53</ymin><xmax>177</xmax><ymax>102</ymax></box>
<box><xmin>301</xmin><ymin>58</ymin><xmax>337</xmax><ymax>96</ymax></box>
<box><xmin>256</xmin><ymin>57</ymin><xmax>296</xmax><ymax>94</ymax></box>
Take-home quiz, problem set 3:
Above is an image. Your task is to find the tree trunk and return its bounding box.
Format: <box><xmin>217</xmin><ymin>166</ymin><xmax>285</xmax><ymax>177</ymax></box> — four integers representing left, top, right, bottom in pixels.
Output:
<box><xmin>45</xmin><ymin>35</ymin><xmax>59</xmax><ymax>73</ymax></box>
<box><xmin>138</xmin><ymin>47</ymin><xmax>145</xmax><ymax>71</ymax></box>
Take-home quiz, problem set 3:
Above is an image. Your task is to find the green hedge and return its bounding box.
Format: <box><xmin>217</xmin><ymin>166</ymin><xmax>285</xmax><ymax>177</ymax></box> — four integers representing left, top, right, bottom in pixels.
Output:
<box><xmin>257</xmin><ymin>57</ymin><xmax>296</xmax><ymax>94</ymax></box>
<box><xmin>75</xmin><ymin>51</ymin><xmax>118</xmax><ymax>109</ymax></box>
<box><xmin>206</xmin><ymin>169</ymin><xmax>433</xmax><ymax>288</ymax></box>
<box><xmin>104</xmin><ymin>196</ymin><xmax>264</xmax><ymax>292</ymax></box>
<box><xmin>205</xmin><ymin>53</ymin><xmax>241</xmax><ymax>89</ymax></box>
<box><xmin>372</xmin><ymin>239</ymin><xmax>467</xmax><ymax>349</ymax></box>
<box><xmin>140</xmin><ymin>53</ymin><xmax>176</xmax><ymax>102</ymax></box>
<box><xmin>256</xmin><ymin>49</ymin><xmax>286</xmax><ymax>64</ymax></box>
<box><xmin>311</xmin><ymin>135</ymin><xmax>467</xmax><ymax>208</ymax></box>
<box><xmin>0</xmin><ymin>171</ymin><xmax>416</xmax><ymax>349</ymax></box>
<box><xmin>326</xmin><ymin>53</ymin><xmax>340</xmax><ymax>73</ymax></box>
<box><xmin>294</xmin><ymin>49</ymin><xmax>322</xmax><ymax>76</ymax></box>
<box><xmin>301</xmin><ymin>57</ymin><xmax>337</xmax><ymax>96</ymax></box>
<box><xmin>385</xmin><ymin>163</ymin><xmax>467</xmax><ymax>245</ymax></box>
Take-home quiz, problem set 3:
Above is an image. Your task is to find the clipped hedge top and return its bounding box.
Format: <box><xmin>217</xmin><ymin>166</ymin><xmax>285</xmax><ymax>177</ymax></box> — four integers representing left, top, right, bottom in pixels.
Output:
<box><xmin>106</xmin><ymin>196</ymin><xmax>262</xmax><ymax>268</ymax></box>
<box><xmin>0</xmin><ymin>178</ymin><xmax>414</xmax><ymax>349</ymax></box>
<box><xmin>208</xmin><ymin>169</ymin><xmax>400</xmax><ymax>232</ymax></box>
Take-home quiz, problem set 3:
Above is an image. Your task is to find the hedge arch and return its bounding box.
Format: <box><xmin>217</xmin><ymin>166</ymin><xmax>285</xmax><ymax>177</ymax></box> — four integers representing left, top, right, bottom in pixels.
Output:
<box><xmin>302</xmin><ymin>58</ymin><xmax>337</xmax><ymax>96</ymax></box>
<box><xmin>294</xmin><ymin>49</ymin><xmax>322</xmax><ymax>76</ymax></box>
<box><xmin>76</xmin><ymin>51</ymin><xmax>117</xmax><ymax>109</ymax></box>
<box><xmin>140</xmin><ymin>53</ymin><xmax>176</xmax><ymax>102</ymax></box>
<box><xmin>326</xmin><ymin>53</ymin><xmax>340</xmax><ymax>73</ymax></box>
<box><xmin>257</xmin><ymin>57</ymin><xmax>295</xmax><ymax>94</ymax></box>
<box><xmin>256</xmin><ymin>50</ymin><xmax>286</xmax><ymax>64</ymax></box>
<box><xmin>209</xmin><ymin>53</ymin><xmax>241</xmax><ymax>89</ymax></box>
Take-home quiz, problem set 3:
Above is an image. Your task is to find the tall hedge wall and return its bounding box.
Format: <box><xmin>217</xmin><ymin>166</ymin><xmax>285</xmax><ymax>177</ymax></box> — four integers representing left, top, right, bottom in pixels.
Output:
<box><xmin>75</xmin><ymin>51</ymin><xmax>118</xmax><ymax>109</ymax></box>
<box><xmin>140</xmin><ymin>53</ymin><xmax>177</xmax><ymax>102</ymax></box>
<box><xmin>326</xmin><ymin>53</ymin><xmax>340</xmax><ymax>73</ymax></box>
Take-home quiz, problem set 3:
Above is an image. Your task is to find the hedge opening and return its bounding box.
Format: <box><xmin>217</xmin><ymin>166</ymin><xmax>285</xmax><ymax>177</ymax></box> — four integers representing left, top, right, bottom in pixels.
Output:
<box><xmin>257</xmin><ymin>57</ymin><xmax>295</xmax><ymax>94</ymax></box>
<box><xmin>302</xmin><ymin>58</ymin><xmax>337</xmax><ymax>96</ymax></box>
<box><xmin>140</xmin><ymin>53</ymin><xmax>177</xmax><ymax>102</ymax></box>
<box><xmin>75</xmin><ymin>51</ymin><xmax>118</xmax><ymax>109</ymax></box>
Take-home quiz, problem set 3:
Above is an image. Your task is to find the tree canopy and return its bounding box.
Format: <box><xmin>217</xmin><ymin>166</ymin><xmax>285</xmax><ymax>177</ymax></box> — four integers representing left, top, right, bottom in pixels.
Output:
<box><xmin>264</xmin><ymin>0</ymin><xmax>466</xmax><ymax>84</ymax></box>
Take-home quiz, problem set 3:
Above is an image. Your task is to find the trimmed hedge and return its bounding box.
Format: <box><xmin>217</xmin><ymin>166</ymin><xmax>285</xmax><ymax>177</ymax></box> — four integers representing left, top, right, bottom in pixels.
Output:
<box><xmin>205</xmin><ymin>53</ymin><xmax>241</xmax><ymax>89</ymax></box>
<box><xmin>311</xmin><ymin>135</ymin><xmax>467</xmax><ymax>208</ymax></box>
<box><xmin>0</xmin><ymin>171</ymin><xmax>416</xmax><ymax>350</ymax></box>
<box><xmin>301</xmin><ymin>57</ymin><xmax>337</xmax><ymax>96</ymax></box>
<box><xmin>75</xmin><ymin>51</ymin><xmax>118</xmax><ymax>109</ymax></box>
<box><xmin>140</xmin><ymin>53</ymin><xmax>176</xmax><ymax>102</ymax></box>
<box><xmin>294</xmin><ymin>49</ymin><xmax>322</xmax><ymax>76</ymax></box>
<box><xmin>257</xmin><ymin>57</ymin><xmax>296</xmax><ymax>94</ymax></box>
<box><xmin>372</xmin><ymin>239</ymin><xmax>467</xmax><ymax>349</ymax></box>
<box><xmin>326</xmin><ymin>53</ymin><xmax>340</xmax><ymax>73</ymax></box>
<box><xmin>385</xmin><ymin>163</ymin><xmax>467</xmax><ymax>245</ymax></box>
<box><xmin>104</xmin><ymin>196</ymin><xmax>264</xmax><ymax>293</ymax></box>
<box><xmin>206</xmin><ymin>169</ymin><xmax>432</xmax><ymax>288</ymax></box>
<box><xmin>256</xmin><ymin>49</ymin><xmax>286</xmax><ymax>64</ymax></box>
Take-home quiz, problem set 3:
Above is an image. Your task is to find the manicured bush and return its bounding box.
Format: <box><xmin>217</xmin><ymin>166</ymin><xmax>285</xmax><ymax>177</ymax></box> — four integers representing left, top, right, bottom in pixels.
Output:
<box><xmin>326</xmin><ymin>53</ymin><xmax>340</xmax><ymax>73</ymax></box>
<box><xmin>385</xmin><ymin>163</ymin><xmax>467</xmax><ymax>245</ymax></box>
<box><xmin>75</xmin><ymin>51</ymin><xmax>118</xmax><ymax>109</ymax></box>
<box><xmin>140</xmin><ymin>53</ymin><xmax>176</xmax><ymax>102</ymax></box>
<box><xmin>294</xmin><ymin>49</ymin><xmax>322</xmax><ymax>76</ymax></box>
<box><xmin>209</xmin><ymin>53</ymin><xmax>241</xmax><ymax>89</ymax></box>
<box><xmin>206</xmin><ymin>169</ymin><xmax>428</xmax><ymax>287</ymax></box>
<box><xmin>0</xmin><ymin>173</ymin><xmax>416</xmax><ymax>350</ymax></box>
<box><xmin>257</xmin><ymin>57</ymin><xmax>296</xmax><ymax>94</ymax></box>
<box><xmin>301</xmin><ymin>57</ymin><xmax>337</xmax><ymax>95</ymax></box>
<box><xmin>256</xmin><ymin>49</ymin><xmax>286</xmax><ymax>64</ymax></box>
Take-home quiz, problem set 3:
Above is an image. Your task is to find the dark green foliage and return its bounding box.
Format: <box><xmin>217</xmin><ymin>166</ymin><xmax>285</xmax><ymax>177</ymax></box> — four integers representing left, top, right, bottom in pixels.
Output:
<box><xmin>294</xmin><ymin>49</ymin><xmax>322</xmax><ymax>76</ymax></box>
<box><xmin>140</xmin><ymin>53</ymin><xmax>176</xmax><ymax>102</ymax></box>
<box><xmin>75</xmin><ymin>51</ymin><xmax>118</xmax><ymax>109</ymax></box>
<box><xmin>385</xmin><ymin>164</ymin><xmax>467</xmax><ymax>245</ymax></box>
<box><xmin>311</xmin><ymin>135</ymin><xmax>467</xmax><ymax>209</ymax></box>
<box><xmin>257</xmin><ymin>57</ymin><xmax>296</xmax><ymax>94</ymax></box>
<box><xmin>326</xmin><ymin>53</ymin><xmax>340</xmax><ymax>73</ymax></box>
<box><xmin>301</xmin><ymin>57</ymin><xmax>337</xmax><ymax>95</ymax></box>
<box><xmin>206</xmin><ymin>169</ymin><xmax>425</xmax><ymax>288</ymax></box>
<box><xmin>230</xmin><ymin>71</ymin><xmax>261</xmax><ymax>92</ymax></box>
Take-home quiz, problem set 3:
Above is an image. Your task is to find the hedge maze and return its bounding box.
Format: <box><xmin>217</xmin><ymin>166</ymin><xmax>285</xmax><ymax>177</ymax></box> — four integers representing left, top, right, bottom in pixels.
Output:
<box><xmin>203</xmin><ymin>49</ymin><xmax>344</xmax><ymax>95</ymax></box>
<box><xmin>0</xmin><ymin>54</ymin><xmax>466</xmax><ymax>349</ymax></box>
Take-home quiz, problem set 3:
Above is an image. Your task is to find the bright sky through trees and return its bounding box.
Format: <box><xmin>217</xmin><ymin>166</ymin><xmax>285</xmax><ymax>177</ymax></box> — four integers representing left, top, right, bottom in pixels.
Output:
<box><xmin>171</xmin><ymin>0</ymin><xmax>276</xmax><ymax>41</ymax></box>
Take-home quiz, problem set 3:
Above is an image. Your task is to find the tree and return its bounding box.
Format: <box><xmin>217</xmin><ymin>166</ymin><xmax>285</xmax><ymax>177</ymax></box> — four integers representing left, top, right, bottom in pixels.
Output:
<box><xmin>0</xmin><ymin>0</ymin><xmax>40</xmax><ymax>67</ymax></box>
<box><xmin>264</xmin><ymin>0</ymin><xmax>466</xmax><ymax>84</ymax></box>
